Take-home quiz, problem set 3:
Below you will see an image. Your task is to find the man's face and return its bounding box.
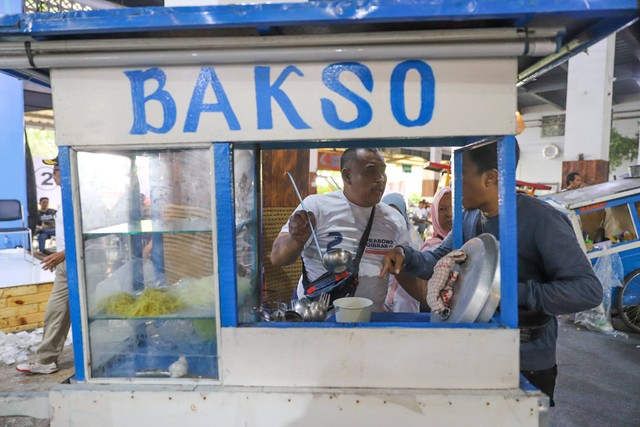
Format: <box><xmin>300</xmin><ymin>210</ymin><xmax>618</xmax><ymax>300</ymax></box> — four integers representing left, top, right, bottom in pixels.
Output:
<box><xmin>342</xmin><ymin>150</ymin><xmax>387</xmax><ymax>207</ymax></box>
<box><xmin>569</xmin><ymin>175</ymin><xmax>582</xmax><ymax>189</ymax></box>
<box><xmin>40</xmin><ymin>199</ymin><xmax>49</xmax><ymax>210</ymax></box>
<box><xmin>461</xmin><ymin>152</ymin><xmax>491</xmax><ymax>211</ymax></box>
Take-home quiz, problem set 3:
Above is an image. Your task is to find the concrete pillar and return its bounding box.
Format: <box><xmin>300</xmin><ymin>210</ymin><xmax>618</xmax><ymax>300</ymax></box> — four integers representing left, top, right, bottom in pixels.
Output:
<box><xmin>564</xmin><ymin>35</ymin><xmax>616</xmax><ymax>161</ymax></box>
<box><xmin>429</xmin><ymin>147</ymin><xmax>442</xmax><ymax>164</ymax></box>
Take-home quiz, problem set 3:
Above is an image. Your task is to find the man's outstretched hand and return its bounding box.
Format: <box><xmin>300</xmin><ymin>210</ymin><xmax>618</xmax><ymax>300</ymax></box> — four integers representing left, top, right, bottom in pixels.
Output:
<box><xmin>379</xmin><ymin>246</ymin><xmax>406</xmax><ymax>277</ymax></box>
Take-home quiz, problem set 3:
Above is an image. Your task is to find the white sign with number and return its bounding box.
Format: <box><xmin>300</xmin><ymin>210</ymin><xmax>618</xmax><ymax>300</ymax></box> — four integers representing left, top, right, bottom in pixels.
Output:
<box><xmin>33</xmin><ymin>157</ymin><xmax>61</xmax><ymax>209</ymax></box>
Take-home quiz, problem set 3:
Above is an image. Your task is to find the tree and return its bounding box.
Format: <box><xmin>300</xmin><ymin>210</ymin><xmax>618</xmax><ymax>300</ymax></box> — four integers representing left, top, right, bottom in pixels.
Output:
<box><xmin>609</xmin><ymin>128</ymin><xmax>639</xmax><ymax>169</ymax></box>
<box><xmin>25</xmin><ymin>128</ymin><xmax>57</xmax><ymax>159</ymax></box>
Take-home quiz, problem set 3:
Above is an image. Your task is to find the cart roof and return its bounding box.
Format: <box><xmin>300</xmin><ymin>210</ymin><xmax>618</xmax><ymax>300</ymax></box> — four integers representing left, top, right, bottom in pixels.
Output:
<box><xmin>542</xmin><ymin>178</ymin><xmax>640</xmax><ymax>209</ymax></box>
<box><xmin>0</xmin><ymin>0</ymin><xmax>637</xmax><ymax>88</ymax></box>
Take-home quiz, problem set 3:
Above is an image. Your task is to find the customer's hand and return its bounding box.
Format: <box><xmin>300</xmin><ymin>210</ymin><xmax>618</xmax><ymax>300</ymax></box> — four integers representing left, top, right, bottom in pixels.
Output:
<box><xmin>41</xmin><ymin>251</ymin><xmax>65</xmax><ymax>272</ymax></box>
<box><xmin>288</xmin><ymin>211</ymin><xmax>316</xmax><ymax>244</ymax></box>
<box><xmin>379</xmin><ymin>246</ymin><xmax>406</xmax><ymax>277</ymax></box>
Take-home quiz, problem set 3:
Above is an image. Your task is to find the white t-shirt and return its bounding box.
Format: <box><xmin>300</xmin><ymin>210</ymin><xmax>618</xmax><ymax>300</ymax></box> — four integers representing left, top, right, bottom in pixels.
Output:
<box><xmin>413</xmin><ymin>207</ymin><xmax>429</xmax><ymax>220</ymax></box>
<box><xmin>281</xmin><ymin>191</ymin><xmax>408</xmax><ymax>309</ymax></box>
<box><xmin>385</xmin><ymin>220</ymin><xmax>422</xmax><ymax>313</ymax></box>
<box><xmin>55</xmin><ymin>204</ymin><xmax>65</xmax><ymax>252</ymax></box>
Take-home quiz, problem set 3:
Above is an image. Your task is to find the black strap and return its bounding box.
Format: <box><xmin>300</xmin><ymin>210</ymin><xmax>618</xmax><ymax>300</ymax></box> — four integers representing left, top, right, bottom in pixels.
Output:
<box><xmin>352</xmin><ymin>205</ymin><xmax>376</xmax><ymax>277</ymax></box>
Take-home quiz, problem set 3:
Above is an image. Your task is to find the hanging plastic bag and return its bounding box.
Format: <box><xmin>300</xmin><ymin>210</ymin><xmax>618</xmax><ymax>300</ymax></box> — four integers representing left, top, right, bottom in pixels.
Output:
<box><xmin>574</xmin><ymin>251</ymin><xmax>628</xmax><ymax>338</ymax></box>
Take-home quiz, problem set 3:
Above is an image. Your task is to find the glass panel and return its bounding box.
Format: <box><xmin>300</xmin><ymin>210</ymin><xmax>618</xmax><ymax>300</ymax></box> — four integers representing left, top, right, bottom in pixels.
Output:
<box><xmin>77</xmin><ymin>149</ymin><xmax>218</xmax><ymax>379</ymax></box>
<box><xmin>233</xmin><ymin>149</ymin><xmax>260</xmax><ymax>323</ymax></box>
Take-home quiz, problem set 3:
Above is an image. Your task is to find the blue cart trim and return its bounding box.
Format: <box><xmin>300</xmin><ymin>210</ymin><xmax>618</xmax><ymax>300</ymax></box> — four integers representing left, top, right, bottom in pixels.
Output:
<box><xmin>215</xmin><ymin>143</ymin><xmax>238</xmax><ymax>327</ymax></box>
<box><xmin>452</xmin><ymin>148</ymin><xmax>463</xmax><ymax>249</ymax></box>
<box><xmin>59</xmin><ymin>146</ymin><xmax>86</xmax><ymax>381</ymax></box>
<box><xmin>0</xmin><ymin>1</ymin><xmax>637</xmax><ymax>36</ymax></box>
<box><xmin>497</xmin><ymin>136</ymin><xmax>518</xmax><ymax>329</ymax></box>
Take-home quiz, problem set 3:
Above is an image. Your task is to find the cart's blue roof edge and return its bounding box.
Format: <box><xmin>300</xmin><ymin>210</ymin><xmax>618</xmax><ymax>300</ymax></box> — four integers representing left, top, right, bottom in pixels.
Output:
<box><xmin>0</xmin><ymin>0</ymin><xmax>638</xmax><ymax>37</ymax></box>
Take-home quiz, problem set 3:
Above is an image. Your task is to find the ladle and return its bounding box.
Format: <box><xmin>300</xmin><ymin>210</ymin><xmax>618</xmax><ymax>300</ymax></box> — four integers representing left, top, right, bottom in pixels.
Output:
<box><xmin>285</xmin><ymin>172</ymin><xmax>354</xmax><ymax>273</ymax></box>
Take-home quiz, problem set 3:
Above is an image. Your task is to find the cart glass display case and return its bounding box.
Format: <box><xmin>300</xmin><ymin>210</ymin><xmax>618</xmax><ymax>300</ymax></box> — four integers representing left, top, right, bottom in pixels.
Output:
<box><xmin>233</xmin><ymin>148</ymin><xmax>261</xmax><ymax>323</ymax></box>
<box><xmin>76</xmin><ymin>148</ymin><xmax>218</xmax><ymax>379</ymax></box>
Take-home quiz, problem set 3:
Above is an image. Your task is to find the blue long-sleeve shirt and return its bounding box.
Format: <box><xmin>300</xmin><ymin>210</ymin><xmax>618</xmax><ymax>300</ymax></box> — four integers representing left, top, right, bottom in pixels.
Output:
<box><xmin>402</xmin><ymin>193</ymin><xmax>603</xmax><ymax>370</ymax></box>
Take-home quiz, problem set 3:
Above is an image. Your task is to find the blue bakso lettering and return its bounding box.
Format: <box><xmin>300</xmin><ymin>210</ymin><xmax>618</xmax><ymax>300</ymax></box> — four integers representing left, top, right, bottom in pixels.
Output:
<box><xmin>390</xmin><ymin>61</ymin><xmax>434</xmax><ymax>127</ymax></box>
<box><xmin>184</xmin><ymin>67</ymin><xmax>240</xmax><ymax>132</ymax></box>
<box><xmin>125</xmin><ymin>68</ymin><xmax>177</xmax><ymax>135</ymax></box>
<box><xmin>321</xmin><ymin>62</ymin><xmax>373</xmax><ymax>130</ymax></box>
<box><xmin>255</xmin><ymin>66</ymin><xmax>310</xmax><ymax>130</ymax></box>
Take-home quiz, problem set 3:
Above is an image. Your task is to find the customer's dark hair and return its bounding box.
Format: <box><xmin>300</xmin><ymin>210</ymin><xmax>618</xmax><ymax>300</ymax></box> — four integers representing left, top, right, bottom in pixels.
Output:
<box><xmin>39</xmin><ymin>197</ymin><xmax>49</xmax><ymax>203</ymax></box>
<box><xmin>466</xmin><ymin>139</ymin><xmax>520</xmax><ymax>174</ymax></box>
<box><xmin>565</xmin><ymin>171</ymin><xmax>580</xmax><ymax>187</ymax></box>
<box><xmin>340</xmin><ymin>147</ymin><xmax>381</xmax><ymax>170</ymax></box>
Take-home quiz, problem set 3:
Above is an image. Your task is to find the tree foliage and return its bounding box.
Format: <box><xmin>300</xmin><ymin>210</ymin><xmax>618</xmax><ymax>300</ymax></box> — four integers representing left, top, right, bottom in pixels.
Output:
<box><xmin>25</xmin><ymin>128</ymin><xmax>57</xmax><ymax>159</ymax></box>
<box><xmin>609</xmin><ymin>128</ymin><xmax>639</xmax><ymax>169</ymax></box>
<box><xmin>408</xmin><ymin>193</ymin><xmax>422</xmax><ymax>206</ymax></box>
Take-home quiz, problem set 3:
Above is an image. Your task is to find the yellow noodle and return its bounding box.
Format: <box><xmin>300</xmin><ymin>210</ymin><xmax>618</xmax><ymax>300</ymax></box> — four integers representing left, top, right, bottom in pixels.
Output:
<box><xmin>126</xmin><ymin>288</ymin><xmax>184</xmax><ymax>316</ymax></box>
<box><xmin>98</xmin><ymin>292</ymin><xmax>136</xmax><ymax>316</ymax></box>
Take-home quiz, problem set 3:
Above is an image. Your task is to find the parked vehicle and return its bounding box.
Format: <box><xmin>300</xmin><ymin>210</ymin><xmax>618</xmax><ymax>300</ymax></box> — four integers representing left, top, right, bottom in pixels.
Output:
<box><xmin>542</xmin><ymin>179</ymin><xmax>640</xmax><ymax>333</ymax></box>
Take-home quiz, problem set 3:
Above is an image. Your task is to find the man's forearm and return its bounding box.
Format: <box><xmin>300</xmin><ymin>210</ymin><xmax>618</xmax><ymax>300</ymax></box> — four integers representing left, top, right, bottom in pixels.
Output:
<box><xmin>271</xmin><ymin>233</ymin><xmax>306</xmax><ymax>266</ymax></box>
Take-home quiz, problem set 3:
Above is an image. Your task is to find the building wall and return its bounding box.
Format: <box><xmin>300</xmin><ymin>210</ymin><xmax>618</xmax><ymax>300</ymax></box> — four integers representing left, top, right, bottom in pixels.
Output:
<box><xmin>519</xmin><ymin>100</ymin><xmax>640</xmax><ymax>190</ymax></box>
<box><xmin>518</xmin><ymin>106</ymin><xmax>565</xmax><ymax>191</ymax></box>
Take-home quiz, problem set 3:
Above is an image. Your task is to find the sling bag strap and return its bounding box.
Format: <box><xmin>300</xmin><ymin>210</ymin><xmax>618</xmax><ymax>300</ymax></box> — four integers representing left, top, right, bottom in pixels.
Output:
<box><xmin>351</xmin><ymin>205</ymin><xmax>376</xmax><ymax>276</ymax></box>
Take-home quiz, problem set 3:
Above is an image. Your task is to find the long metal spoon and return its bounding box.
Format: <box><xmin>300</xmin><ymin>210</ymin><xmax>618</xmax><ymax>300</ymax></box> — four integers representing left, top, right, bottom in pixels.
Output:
<box><xmin>285</xmin><ymin>172</ymin><xmax>324</xmax><ymax>262</ymax></box>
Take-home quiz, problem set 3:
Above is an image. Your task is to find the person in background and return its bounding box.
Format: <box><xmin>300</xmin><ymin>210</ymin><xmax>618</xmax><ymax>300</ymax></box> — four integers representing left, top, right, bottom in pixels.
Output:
<box><xmin>380</xmin><ymin>140</ymin><xmax>602</xmax><ymax>406</ymax></box>
<box><xmin>36</xmin><ymin>197</ymin><xmax>56</xmax><ymax>254</ymax></box>
<box><xmin>17</xmin><ymin>158</ymin><xmax>68</xmax><ymax>375</ymax></box>
<box><xmin>412</xmin><ymin>199</ymin><xmax>431</xmax><ymax>235</ymax></box>
<box><xmin>565</xmin><ymin>171</ymin><xmax>583</xmax><ymax>190</ymax></box>
<box><xmin>382</xmin><ymin>193</ymin><xmax>425</xmax><ymax>312</ymax></box>
<box><xmin>421</xmin><ymin>186</ymin><xmax>452</xmax><ymax>251</ymax></box>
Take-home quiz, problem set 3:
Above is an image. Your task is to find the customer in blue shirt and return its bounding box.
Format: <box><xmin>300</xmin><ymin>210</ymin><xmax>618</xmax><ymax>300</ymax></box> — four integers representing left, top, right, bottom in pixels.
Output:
<box><xmin>381</xmin><ymin>140</ymin><xmax>602</xmax><ymax>406</ymax></box>
<box><xmin>36</xmin><ymin>197</ymin><xmax>56</xmax><ymax>254</ymax></box>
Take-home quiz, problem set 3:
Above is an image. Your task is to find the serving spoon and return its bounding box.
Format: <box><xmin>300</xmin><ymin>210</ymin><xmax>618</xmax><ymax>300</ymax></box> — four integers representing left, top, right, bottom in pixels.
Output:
<box><xmin>285</xmin><ymin>172</ymin><xmax>353</xmax><ymax>273</ymax></box>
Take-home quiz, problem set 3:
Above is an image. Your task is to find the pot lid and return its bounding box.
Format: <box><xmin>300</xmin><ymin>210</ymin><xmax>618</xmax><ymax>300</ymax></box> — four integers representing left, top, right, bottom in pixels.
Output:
<box><xmin>431</xmin><ymin>233</ymin><xmax>501</xmax><ymax>324</ymax></box>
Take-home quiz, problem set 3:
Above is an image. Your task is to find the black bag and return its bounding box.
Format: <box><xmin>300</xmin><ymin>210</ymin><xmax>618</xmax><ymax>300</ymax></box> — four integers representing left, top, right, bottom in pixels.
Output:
<box><xmin>302</xmin><ymin>206</ymin><xmax>375</xmax><ymax>304</ymax></box>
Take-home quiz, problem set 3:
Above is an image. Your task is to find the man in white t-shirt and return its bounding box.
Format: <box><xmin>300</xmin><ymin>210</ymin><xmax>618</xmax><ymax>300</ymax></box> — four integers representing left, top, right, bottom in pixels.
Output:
<box><xmin>271</xmin><ymin>148</ymin><xmax>419</xmax><ymax>309</ymax></box>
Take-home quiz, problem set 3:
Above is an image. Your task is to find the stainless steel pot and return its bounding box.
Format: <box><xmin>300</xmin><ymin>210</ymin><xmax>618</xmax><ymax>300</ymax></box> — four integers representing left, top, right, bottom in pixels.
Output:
<box><xmin>629</xmin><ymin>165</ymin><xmax>640</xmax><ymax>178</ymax></box>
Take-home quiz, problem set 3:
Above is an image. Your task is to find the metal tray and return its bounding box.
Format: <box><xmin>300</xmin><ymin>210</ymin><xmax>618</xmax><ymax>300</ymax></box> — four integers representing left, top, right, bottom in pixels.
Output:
<box><xmin>431</xmin><ymin>233</ymin><xmax>500</xmax><ymax>324</ymax></box>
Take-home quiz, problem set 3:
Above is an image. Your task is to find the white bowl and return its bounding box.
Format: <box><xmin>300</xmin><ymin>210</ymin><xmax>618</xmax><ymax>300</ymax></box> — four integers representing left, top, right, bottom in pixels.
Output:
<box><xmin>333</xmin><ymin>297</ymin><xmax>373</xmax><ymax>322</ymax></box>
